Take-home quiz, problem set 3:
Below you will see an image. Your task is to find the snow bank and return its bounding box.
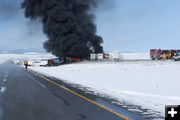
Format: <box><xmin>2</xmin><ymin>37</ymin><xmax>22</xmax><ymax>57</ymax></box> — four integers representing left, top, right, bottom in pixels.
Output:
<box><xmin>30</xmin><ymin>60</ymin><xmax>180</xmax><ymax>116</ymax></box>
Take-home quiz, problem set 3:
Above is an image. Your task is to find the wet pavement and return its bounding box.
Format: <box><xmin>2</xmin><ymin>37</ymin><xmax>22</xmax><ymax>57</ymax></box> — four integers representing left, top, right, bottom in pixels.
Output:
<box><xmin>0</xmin><ymin>63</ymin><xmax>159</xmax><ymax>120</ymax></box>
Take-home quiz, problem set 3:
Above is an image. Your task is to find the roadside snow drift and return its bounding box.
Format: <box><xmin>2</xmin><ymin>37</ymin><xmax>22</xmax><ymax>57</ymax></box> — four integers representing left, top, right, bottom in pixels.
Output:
<box><xmin>30</xmin><ymin>59</ymin><xmax>180</xmax><ymax>116</ymax></box>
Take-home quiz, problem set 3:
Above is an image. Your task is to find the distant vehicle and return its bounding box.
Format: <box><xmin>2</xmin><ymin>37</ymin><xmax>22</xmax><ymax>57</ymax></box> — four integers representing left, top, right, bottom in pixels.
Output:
<box><xmin>173</xmin><ymin>52</ymin><xmax>180</xmax><ymax>61</ymax></box>
<box><xmin>66</xmin><ymin>57</ymin><xmax>81</xmax><ymax>63</ymax></box>
<box><xmin>150</xmin><ymin>49</ymin><xmax>180</xmax><ymax>60</ymax></box>
<box><xmin>33</xmin><ymin>60</ymin><xmax>48</xmax><ymax>66</ymax></box>
<box><xmin>161</xmin><ymin>50</ymin><xmax>172</xmax><ymax>59</ymax></box>
<box><xmin>150</xmin><ymin>49</ymin><xmax>171</xmax><ymax>60</ymax></box>
<box><xmin>47</xmin><ymin>58</ymin><xmax>64</xmax><ymax>66</ymax></box>
<box><xmin>90</xmin><ymin>53</ymin><xmax>118</xmax><ymax>61</ymax></box>
<box><xmin>47</xmin><ymin>57</ymin><xmax>81</xmax><ymax>66</ymax></box>
<box><xmin>90</xmin><ymin>53</ymin><xmax>107</xmax><ymax>60</ymax></box>
<box><xmin>27</xmin><ymin>60</ymin><xmax>36</xmax><ymax>66</ymax></box>
<box><xmin>150</xmin><ymin>49</ymin><xmax>158</xmax><ymax>60</ymax></box>
<box><xmin>171</xmin><ymin>50</ymin><xmax>180</xmax><ymax>57</ymax></box>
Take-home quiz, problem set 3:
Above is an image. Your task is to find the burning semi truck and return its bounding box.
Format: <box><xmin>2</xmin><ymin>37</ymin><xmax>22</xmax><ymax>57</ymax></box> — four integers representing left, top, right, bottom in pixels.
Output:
<box><xmin>47</xmin><ymin>57</ymin><xmax>81</xmax><ymax>66</ymax></box>
<box><xmin>150</xmin><ymin>49</ymin><xmax>180</xmax><ymax>60</ymax></box>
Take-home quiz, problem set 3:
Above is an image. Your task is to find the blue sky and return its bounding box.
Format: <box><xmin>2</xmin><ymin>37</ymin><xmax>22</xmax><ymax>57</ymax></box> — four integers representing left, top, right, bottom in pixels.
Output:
<box><xmin>0</xmin><ymin>0</ymin><xmax>180</xmax><ymax>53</ymax></box>
<box><xmin>96</xmin><ymin>0</ymin><xmax>180</xmax><ymax>52</ymax></box>
<box><xmin>0</xmin><ymin>0</ymin><xmax>45</xmax><ymax>51</ymax></box>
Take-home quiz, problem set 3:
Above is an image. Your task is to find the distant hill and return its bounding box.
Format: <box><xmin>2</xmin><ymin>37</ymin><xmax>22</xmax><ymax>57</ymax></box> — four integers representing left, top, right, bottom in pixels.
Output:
<box><xmin>0</xmin><ymin>48</ymin><xmax>46</xmax><ymax>54</ymax></box>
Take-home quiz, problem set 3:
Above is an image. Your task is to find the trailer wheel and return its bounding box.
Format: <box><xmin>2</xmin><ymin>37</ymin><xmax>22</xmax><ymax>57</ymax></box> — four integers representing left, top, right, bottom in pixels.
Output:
<box><xmin>157</xmin><ymin>57</ymin><xmax>161</xmax><ymax>60</ymax></box>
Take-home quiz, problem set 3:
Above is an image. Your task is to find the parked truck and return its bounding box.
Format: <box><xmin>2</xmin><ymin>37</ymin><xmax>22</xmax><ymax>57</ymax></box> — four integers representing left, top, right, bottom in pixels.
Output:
<box><xmin>173</xmin><ymin>53</ymin><xmax>180</xmax><ymax>61</ymax></box>
<box><xmin>150</xmin><ymin>49</ymin><xmax>180</xmax><ymax>60</ymax></box>
<box><xmin>90</xmin><ymin>53</ymin><xmax>108</xmax><ymax>60</ymax></box>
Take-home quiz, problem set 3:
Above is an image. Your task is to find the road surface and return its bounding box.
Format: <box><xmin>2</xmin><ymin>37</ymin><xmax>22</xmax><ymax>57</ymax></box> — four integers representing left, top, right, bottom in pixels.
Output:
<box><xmin>0</xmin><ymin>63</ymin><xmax>155</xmax><ymax>120</ymax></box>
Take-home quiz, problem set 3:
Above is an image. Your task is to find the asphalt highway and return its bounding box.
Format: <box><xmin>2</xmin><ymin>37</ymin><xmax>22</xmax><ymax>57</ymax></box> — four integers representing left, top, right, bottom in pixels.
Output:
<box><xmin>0</xmin><ymin>63</ymin><xmax>159</xmax><ymax>120</ymax></box>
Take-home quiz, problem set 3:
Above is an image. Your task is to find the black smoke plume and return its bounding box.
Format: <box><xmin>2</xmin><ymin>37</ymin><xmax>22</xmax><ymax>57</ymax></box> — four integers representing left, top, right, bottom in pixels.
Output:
<box><xmin>22</xmin><ymin>0</ymin><xmax>103</xmax><ymax>59</ymax></box>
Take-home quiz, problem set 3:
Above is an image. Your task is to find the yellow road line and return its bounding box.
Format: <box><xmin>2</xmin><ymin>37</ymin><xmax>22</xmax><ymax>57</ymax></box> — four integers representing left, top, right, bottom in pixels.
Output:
<box><xmin>29</xmin><ymin>71</ymin><xmax>131</xmax><ymax>120</ymax></box>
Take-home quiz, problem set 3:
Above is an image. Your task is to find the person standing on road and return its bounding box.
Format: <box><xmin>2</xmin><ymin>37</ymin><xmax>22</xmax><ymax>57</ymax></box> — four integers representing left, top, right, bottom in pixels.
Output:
<box><xmin>24</xmin><ymin>60</ymin><xmax>28</xmax><ymax>69</ymax></box>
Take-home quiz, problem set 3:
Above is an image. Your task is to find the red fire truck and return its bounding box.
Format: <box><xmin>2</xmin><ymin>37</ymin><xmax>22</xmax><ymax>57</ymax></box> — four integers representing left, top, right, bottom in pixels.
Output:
<box><xmin>150</xmin><ymin>49</ymin><xmax>180</xmax><ymax>60</ymax></box>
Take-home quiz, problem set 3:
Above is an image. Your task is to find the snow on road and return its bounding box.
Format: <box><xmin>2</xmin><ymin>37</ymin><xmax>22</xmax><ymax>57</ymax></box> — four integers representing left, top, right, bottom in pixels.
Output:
<box><xmin>29</xmin><ymin>59</ymin><xmax>180</xmax><ymax>116</ymax></box>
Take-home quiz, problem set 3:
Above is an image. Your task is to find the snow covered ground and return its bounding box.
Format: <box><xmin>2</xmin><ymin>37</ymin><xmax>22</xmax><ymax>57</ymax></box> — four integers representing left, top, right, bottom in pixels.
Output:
<box><xmin>28</xmin><ymin>54</ymin><xmax>180</xmax><ymax>117</ymax></box>
<box><xmin>1</xmin><ymin>53</ymin><xmax>180</xmax><ymax>117</ymax></box>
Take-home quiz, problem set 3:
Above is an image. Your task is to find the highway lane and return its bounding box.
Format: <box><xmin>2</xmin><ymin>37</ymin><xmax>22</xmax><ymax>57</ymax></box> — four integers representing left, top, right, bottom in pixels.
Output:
<box><xmin>0</xmin><ymin>63</ymin><xmax>152</xmax><ymax>120</ymax></box>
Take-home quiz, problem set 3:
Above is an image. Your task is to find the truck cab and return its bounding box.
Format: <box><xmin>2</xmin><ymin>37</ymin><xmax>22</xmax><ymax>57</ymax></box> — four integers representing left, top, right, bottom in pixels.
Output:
<box><xmin>150</xmin><ymin>49</ymin><xmax>161</xmax><ymax>60</ymax></box>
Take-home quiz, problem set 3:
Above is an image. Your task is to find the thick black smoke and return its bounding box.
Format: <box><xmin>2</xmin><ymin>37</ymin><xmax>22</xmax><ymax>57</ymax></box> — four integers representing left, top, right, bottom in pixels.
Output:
<box><xmin>22</xmin><ymin>0</ymin><xmax>103</xmax><ymax>59</ymax></box>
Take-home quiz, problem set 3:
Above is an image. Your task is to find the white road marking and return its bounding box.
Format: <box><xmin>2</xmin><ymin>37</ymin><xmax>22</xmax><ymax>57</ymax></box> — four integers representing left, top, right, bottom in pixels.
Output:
<box><xmin>2</xmin><ymin>71</ymin><xmax>8</xmax><ymax>82</ymax></box>
<box><xmin>0</xmin><ymin>86</ymin><xmax>6</xmax><ymax>93</ymax></box>
<box><xmin>3</xmin><ymin>79</ymin><xmax>7</xmax><ymax>82</ymax></box>
<box><xmin>26</xmin><ymin>74</ymin><xmax>47</xmax><ymax>89</ymax></box>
